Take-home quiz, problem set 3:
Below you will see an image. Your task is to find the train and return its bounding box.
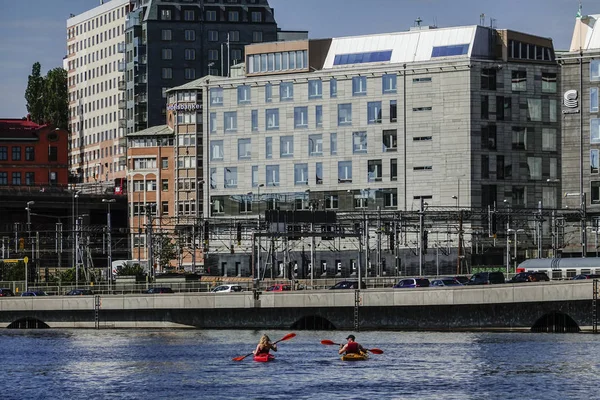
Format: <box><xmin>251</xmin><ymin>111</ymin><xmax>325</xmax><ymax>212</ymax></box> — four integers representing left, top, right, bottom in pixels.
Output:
<box><xmin>517</xmin><ymin>258</ymin><xmax>600</xmax><ymax>280</ymax></box>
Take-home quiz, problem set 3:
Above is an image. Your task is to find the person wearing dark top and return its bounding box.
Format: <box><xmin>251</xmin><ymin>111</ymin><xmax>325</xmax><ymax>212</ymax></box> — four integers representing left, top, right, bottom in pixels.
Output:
<box><xmin>338</xmin><ymin>334</ymin><xmax>366</xmax><ymax>355</ymax></box>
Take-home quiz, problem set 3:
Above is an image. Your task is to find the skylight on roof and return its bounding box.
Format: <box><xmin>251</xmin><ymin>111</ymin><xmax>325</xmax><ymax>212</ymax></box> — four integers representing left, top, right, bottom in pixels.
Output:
<box><xmin>431</xmin><ymin>44</ymin><xmax>470</xmax><ymax>57</ymax></box>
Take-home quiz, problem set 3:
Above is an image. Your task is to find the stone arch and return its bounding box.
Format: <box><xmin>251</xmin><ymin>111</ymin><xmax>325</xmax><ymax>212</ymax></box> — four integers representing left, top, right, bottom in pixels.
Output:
<box><xmin>531</xmin><ymin>311</ymin><xmax>580</xmax><ymax>333</ymax></box>
<box><xmin>291</xmin><ymin>315</ymin><xmax>336</xmax><ymax>330</ymax></box>
<box><xmin>7</xmin><ymin>318</ymin><xmax>50</xmax><ymax>329</ymax></box>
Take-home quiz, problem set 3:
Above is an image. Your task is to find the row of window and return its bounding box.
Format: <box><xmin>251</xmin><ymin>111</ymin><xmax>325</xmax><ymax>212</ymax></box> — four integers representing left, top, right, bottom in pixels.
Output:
<box><xmin>0</xmin><ymin>147</ymin><xmax>59</xmax><ymax>162</ymax></box>
<box><xmin>0</xmin><ymin>172</ymin><xmax>46</xmax><ymax>186</ymax></box>
<box><xmin>209</xmin><ymin>159</ymin><xmax>399</xmax><ymax>189</ymax></box>
<box><xmin>481</xmin><ymin>125</ymin><xmax>558</xmax><ymax>152</ymax></box>
<box><xmin>68</xmin><ymin>5</ymin><xmax>127</xmax><ymax>38</ymax></box>
<box><xmin>481</xmin><ymin>96</ymin><xmax>558</xmax><ymax>122</ymax></box>
<box><xmin>159</xmin><ymin>8</ymin><xmax>264</xmax><ymax>24</ymax></box>
<box><xmin>480</xmin><ymin>155</ymin><xmax>558</xmax><ymax>181</ymax></box>
<box><xmin>481</xmin><ymin>69</ymin><xmax>557</xmax><ymax>93</ymax></box>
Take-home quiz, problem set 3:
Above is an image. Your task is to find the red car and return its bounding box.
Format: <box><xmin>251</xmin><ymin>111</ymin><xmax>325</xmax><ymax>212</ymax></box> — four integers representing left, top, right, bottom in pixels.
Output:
<box><xmin>266</xmin><ymin>284</ymin><xmax>291</xmax><ymax>292</ymax></box>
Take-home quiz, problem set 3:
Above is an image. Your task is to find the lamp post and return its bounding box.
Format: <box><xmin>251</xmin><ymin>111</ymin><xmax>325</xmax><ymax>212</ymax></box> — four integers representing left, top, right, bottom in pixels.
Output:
<box><xmin>503</xmin><ymin>200</ymin><xmax>511</xmax><ymax>275</ymax></box>
<box><xmin>565</xmin><ymin>192</ymin><xmax>587</xmax><ymax>257</ymax></box>
<box><xmin>102</xmin><ymin>199</ymin><xmax>116</xmax><ymax>293</ymax></box>
<box><xmin>73</xmin><ymin>190</ymin><xmax>81</xmax><ymax>271</ymax></box>
<box><xmin>452</xmin><ymin>195</ymin><xmax>458</xmax><ymax>208</ymax></box>
<box><xmin>507</xmin><ymin>228</ymin><xmax>524</xmax><ymax>272</ymax></box>
<box><xmin>26</xmin><ymin>201</ymin><xmax>34</xmax><ymax>287</ymax></box>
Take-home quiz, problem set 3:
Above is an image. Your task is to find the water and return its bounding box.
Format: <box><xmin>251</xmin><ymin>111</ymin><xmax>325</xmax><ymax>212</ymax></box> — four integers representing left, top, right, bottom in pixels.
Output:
<box><xmin>1</xmin><ymin>329</ymin><xmax>599</xmax><ymax>399</ymax></box>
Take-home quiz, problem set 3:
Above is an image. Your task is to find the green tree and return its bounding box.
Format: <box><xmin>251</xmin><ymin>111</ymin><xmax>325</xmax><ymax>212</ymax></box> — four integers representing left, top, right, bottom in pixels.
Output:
<box><xmin>24</xmin><ymin>62</ymin><xmax>45</xmax><ymax>123</ymax></box>
<box><xmin>155</xmin><ymin>234</ymin><xmax>178</xmax><ymax>270</ymax></box>
<box><xmin>117</xmin><ymin>263</ymin><xmax>147</xmax><ymax>282</ymax></box>
<box><xmin>43</xmin><ymin>68</ymin><xmax>68</xmax><ymax>130</ymax></box>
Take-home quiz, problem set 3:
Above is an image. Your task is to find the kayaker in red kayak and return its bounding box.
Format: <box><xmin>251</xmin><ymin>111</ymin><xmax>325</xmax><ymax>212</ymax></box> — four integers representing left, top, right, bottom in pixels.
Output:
<box><xmin>339</xmin><ymin>335</ymin><xmax>366</xmax><ymax>355</ymax></box>
<box><xmin>254</xmin><ymin>334</ymin><xmax>278</xmax><ymax>356</ymax></box>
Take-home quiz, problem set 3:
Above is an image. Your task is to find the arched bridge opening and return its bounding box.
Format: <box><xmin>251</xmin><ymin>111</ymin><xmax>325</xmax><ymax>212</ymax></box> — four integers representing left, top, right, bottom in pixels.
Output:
<box><xmin>7</xmin><ymin>318</ymin><xmax>50</xmax><ymax>329</ymax></box>
<box><xmin>291</xmin><ymin>315</ymin><xmax>336</xmax><ymax>330</ymax></box>
<box><xmin>531</xmin><ymin>312</ymin><xmax>580</xmax><ymax>333</ymax></box>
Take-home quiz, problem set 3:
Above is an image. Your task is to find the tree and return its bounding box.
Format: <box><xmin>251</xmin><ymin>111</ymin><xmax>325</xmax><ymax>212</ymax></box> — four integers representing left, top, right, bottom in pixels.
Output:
<box><xmin>44</xmin><ymin>68</ymin><xmax>68</xmax><ymax>130</ymax></box>
<box><xmin>155</xmin><ymin>234</ymin><xmax>177</xmax><ymax>270</ymax></box>
<box><xmin>117</xmin><ymin>263</ymin><xmax>147</xmax><ymax>282</ymax></box>
<box><xmin>25</xmin><ymin>62</ymin><xmax>45</xmax><ymax>123</ymax></box>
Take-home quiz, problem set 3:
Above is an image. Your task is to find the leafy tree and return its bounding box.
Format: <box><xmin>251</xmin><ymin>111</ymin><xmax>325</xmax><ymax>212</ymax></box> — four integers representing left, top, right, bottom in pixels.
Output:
<box><xmin>117</xmin><ymin>263</ymin><xmax>147</xmax><ymax>282</ymax></box>
<box><xmin>25</xmin><ymin>62</ymin><xmax>45</xmax><ymax>123</ymax></box>
<box><xmin>43</xmin><ymin>68</ymin><xmax>68</xmax><ymax>130</ymax></box>
<box><xmin>155</xmin><ymin>234</ymin><xmax>178</xmax><ymax>270</ymax></box>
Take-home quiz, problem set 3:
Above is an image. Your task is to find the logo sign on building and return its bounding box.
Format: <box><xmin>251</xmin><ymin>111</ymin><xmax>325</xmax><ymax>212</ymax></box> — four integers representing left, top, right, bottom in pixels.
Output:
<box><xmin>563</xmin><ymin>89</ymin><xmax>578</xmax><ymax>108</ymax></box>
<box><xmin>167</xmin><ymin>103</ymin><xmax>201</xmax><ymax>112</ymax></box>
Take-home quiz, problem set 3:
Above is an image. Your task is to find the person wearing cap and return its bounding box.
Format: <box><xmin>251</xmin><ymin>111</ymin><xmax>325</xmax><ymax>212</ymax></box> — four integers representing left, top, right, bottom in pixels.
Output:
<box><xmin>338</xmin><ymin>334</ymin><xmax>366</xmax><ymax>355</ymax></box>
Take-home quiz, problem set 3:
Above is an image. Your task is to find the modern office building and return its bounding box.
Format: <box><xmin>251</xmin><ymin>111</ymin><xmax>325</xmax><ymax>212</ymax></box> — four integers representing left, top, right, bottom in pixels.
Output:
<box><xmin>558</xmin><ymin>12</ymin><xmax>600</xmax><ymax>255</ymax></box>
<box><xmin>66</xmin><ymin>0</ymin><xmax>131</xmax><ymax>188</ymax></box>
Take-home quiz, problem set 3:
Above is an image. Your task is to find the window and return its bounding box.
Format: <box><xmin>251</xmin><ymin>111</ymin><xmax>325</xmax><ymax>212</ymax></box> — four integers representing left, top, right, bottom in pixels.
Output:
<box><xmin>333</xmin><ymin>50</ymin><xmax>392</xmax><ymax>65</ymax></box>
<box><xmin>237</xmin><ymin>85</ymin><xmax>251</xmax><ymax>104</ymax></box>
<box><xmin>592</xmin><ymin>119</ymin><xmax>600</xmax><ymax>144</ymax></box>
<box><xmin>161</xmin><ymin>29</ymin><xmax>172</xmax><ymax>41</ymax></box>
<box><xmin>593</xmin><ymin>181</ymin><xmax>600</xmax><ymax>204</ymax></box>
<box><xmin>231</xmin><ymin>49</ymin><xmax>242</xmax><ymax>63</ymax></box>
<box><xmin>431</xmin><ymin>44</ymin><xmax>469</xmax><ymax>57</ymax></box>
<box><xmin>0</xmin><ymin>147</ymin><xmax>6</xmax><ymax>161</ymax></box>
<box><xmin>252</xmin><ymin>166</ymin><xmax>258</xmax><ymax>187</ymax></box>
<box><xmin>185</xmin><ymin>68</ymin><xmax>196</xmax><ymax>80</ymax></box>
<box><xmin>206</xmin><ymin>10</ymin><xmax>216</xmax><ymax>21</ymax></box>
<box><xmin>265</xmin><ymin>83</ymin><xmax>272</xmax><ymax>102</ymax></box>
<box><xmin>184</xmin><ymin>10</ymin><xmax>195</xmax><ymax>21</ymax></box>
<box><xmin>161</xmin><ymin>48</ymin><xmax>172</xmax><ymax>60</ymax></box>
<box><xmin>511</xmin><ymin>71</ymin><xmax>527</xmax><ymax>91</ymax></box>
<box><xmin>316</xmin><ymin>162</ymin><xmax>323</xmax><ymax>185</ymax></box>
<box><xmin>330</xmin><ymin>133</ymin><xmax>337</xmax><ymax>155</ymax></box>
<box><xmin>352</xmin><ymin>131</ymin><xmax>367</xmax><ymax>153</ymax></box>
<box><xmin>280</xmin><ymin>136</ymin><xmax>294</xmax><ymax>157</ymax></box>
<box><xmin>481</xmin><ymin>155</ymin><xmax>490</xmax><ymax>179</ymax></box>
<box><xmin>496</xmin><ymin>96</ymin><xmax>512</xmax><ymax>121</ymax></box>
<box><xmin>367</xmin><ymin>101</ymin><xmax>382</xmax><ymax>124</ymax></box>
<box><xmin>266</xmin><ymin>109</ymin><xmax>279</xmax><ymax>130</ymax></box>
<box><xmin>162</xmin><ymin>158</ymin><xmax>168</xmax><ymax>169</ymax></box>
<box><xmin>251</xmin><ymin>11</ymin><xmax>262</xmax><ymax>22</ymax></box>
<box><xmin>481</xmin><ymin>95</ymin><xmax>489</xmax><ymax>119</ymax></box>
<box><xmin>25</xmin><ymin>172</ymin><xmax>34</xmax><ymax>186</ymax></box>
<box><xmin>0</xmin><ymin>172</ymin><xmax>7</xmax><ymax>185</ymax></box>
<box><xmin>162</xmin><ymin>68</ymin><xmax>172</xmax><ymax>79</ymax></box>
<box><xmin>294</xmin><ymin>163</ymin><xmax>308</xmax><ymax>185</ymax></box>
<box><xmin>527</xmin><ymin>99</ymin><xmax>542</xmax><ymax>122</ymax></box>
<box><xmin>542</xmin><ymin>128</ymin><xmax>557</xmax><ymax>151</ymax></box>
<box><xmin>208</xmin><ymin>50</ymin><xmax>219</xmax><ymax>61</ymax></box>
<box><xmin>384</xmin><ymin>191</ymin><xmax>398</xmax><ymax>208</ymax></box>
<box><xmin>390</xmin><ymin>159</ymin><xmax>398</xmax><ymax>181</ymax></box>
<box><xmin>308</xmin><ymin>134</ymin><xmax>322</xmax><ymax>156</ymax></box>
<box><xmin>315</xmin><ymin>106</ymin><xmax>323</xmax><ymax>128</ymax></box>
<box><xmin>330</xmin><ymin>78</ymin><xmax>337</xmax><ymax>98</ymax></box>
<box><xmin>308</xmin><ymin>80</ymin><xmax>322</xmax><ymax>99</ymax></box>
<box><xmin>512</xmin><ymin>127</ymin><xmax>528</xmax><ymax>150</ymax></box>
<box><xmin>210</xmin><ymin>112</ymin><xmax>217</xmax><ymax>132</ymax></box>
<box><xmin>383</xmin><ymin>129</ymin><xmax>397</xmax><ymax>152</ymax></box>
<box><xmin>162</xmin><ymin>179</ymin><xmax>168</xmax><ymax>191</ymax></box>
<box><xmin>12</xmin><ymin>146</ymin><xmax>21</xmax><ymax>161</ymax></box>
<box><xmin>251</xmin><ymin>110</ymin><xmax>258</xmax><ymax>132</ymax></box>
<box><xmin>184</xmin><ymin>49</ymin><xmax>195</xmax><ymax>61</ymax></box>
<box><xmin>497</xmin><ymin>155</ymin><xmax>505</xmax><ymax>180</ymax></box>
<box><xmin>228</xmin><ymin>11</ymin><xmax>239</xmax><ymax>22</ymax></box>
<box><xmin>280</xmin><ymin>82</ymin><xmax>293</xmax><ymax>100</ymax></box>
<box><xmin>368</xmin><ymin>159</ymin><xmax>382</xmax><ymax>182</ymax></box>
<box><xmin>25</xmin><ymin>147</ymin><xmax>35</xmax><ymax>161</ymax></box>
<box><xmin>161</xmin><ymin>9</ymin><xmax>171</xmax><ymax>20</ymax></box>
<box><xmin>591</xmin><ymin>60</ymin><xmax>600</xmax><ymax>81</ymax></box>
<box><xmin>185</xmin><ymin>30</ymin><xmax>195</xmax><ymax>41</ymax></box>
<box><xmin>592</xmin><ymin>88</ymin><xmax>599</xmax><ymax>113</ymax></box>
<box><xmin>266</xmin><ymin>165</ymin><xmax>279</xmax><ymax>186</ymax></box>
<box><xmin>294</xmin><ymin>107</ymin><xmax>308</xmax><ymax>128</ymax></box>
<box><xmin>550</xmin><ymin>99</ymin><xmax>558</xmax><ymax>122</ymax></box>
<box><xmin>413</xmin><ymin>77</ymin><xmax>432</xmax><ymax>83</ymax></box>
<box><xmin>224</xmin><ymin>112</ymin><xmax>237</xmax><ymax>132</ymax></box>
<box><xmin>210</xmin><ymin>88</ymin><xmax>223</xmax><ymax>106</ymax></box>
<box><xmin>325</xmin><ymin>195</ymin><xmax>339</xmax><ymax>209</ymax></box>
<box><xmin>338</xmin><ymin>161</ymin><xmax>352</xmax><ymax>183</ymax></box>
<box><xmin>592</xmin><ymin>150</ymin><xmax>599</xmax><ymax>174</ymax></box>
<box><xmin>481</xmin><ymin>68</ymin><xmax>497</xmax><ymax>90</ymax></box>
<box><xmin>481</xmin><ymin>125</ymin><xmax>497</xmax><ymax>150</ymax></box>
<box><xmin>382</xmin><ymin>74</ymin><xmax>397</xmax><ymax>93</ymax></box>
<box><xmin>528</xmin><ymin>157</ymin><xmax>542</xmax><ymax>180</ymax></box>
<box><xmin>229</xmin><ymin>31</ymin><xmax>240</xmax><ymax>42</ymax></box>
<box><xmin>210</xmin><ymin>168</ymin><xmax>217</xmax><ymax>189</ymax></box>
<box><xmin>211</xmin><ymin>198</ymin><xmax>224</xmax><ymax>215</ymax></box>
<box><xmin>225</xmin><ymin>167</ymin><xmax>238</xmax><ymax>188</ymax></box>
<box><xmin>542</xmin><ymin>72</ymin><xmax>557</xmax><ymax>93</ymax></box>
<box><xmin>352</xmin><ymin>76</ymin><xmax>367</xmax><ymax>95</ymax></box>
<box><xmin>265</xmin><ymin>137</ymin><xmax>272</xmax><ymax>158</ymax></box>
<box><xmin>210</xmin><ymin>140</ymin><xmax>224</xmax><ymax>160</ymax></box>
<box><xmin>162</xmin><ymin>201</ymin><xmax>169</xmax><ymax>214</ymax></box>
<box><xmin>253</xmin><ymin>31</ymin><xmax>263</xmax><ymax>42</ymax></box>
<box><xmin>338</xmin><ymin>103</ymin><xmax>352</xmax><ymax>126</ymax></box>
<box><xmin>12</xmin><ymin>172</ymin><xmax>21</xmax><ymax>185</ymax></box>
<box><xmin>208</xmin><ymin>30</ymin><xmax>218</xmax><ymax>41</ymax></box>
<box><xmin>390</xmin><ymin>100</ymin><xmax>397</xmax><ymax>122</ymax></box>
<box><xmin>238</xmin><ymin>138</ymin><xmax>251</xmax><ymax>159</ymax></box>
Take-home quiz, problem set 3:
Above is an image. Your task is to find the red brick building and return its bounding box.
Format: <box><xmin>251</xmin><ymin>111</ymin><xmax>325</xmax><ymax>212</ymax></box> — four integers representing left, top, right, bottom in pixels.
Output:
<box><xmin>0</xmin><ymin>117</ymin><xmax>69</xmax><ymax>189</ymax></box>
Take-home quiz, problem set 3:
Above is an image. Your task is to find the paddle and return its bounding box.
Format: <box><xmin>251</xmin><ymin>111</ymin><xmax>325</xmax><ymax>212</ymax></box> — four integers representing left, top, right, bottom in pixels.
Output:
<box><xmin>232</xmin><ymin>333</ymin><xmax>297</xmax><ymax>361</ymax></box>
<box><xmin>320</xmin><ymin>339</ymin><xmax>384</xmax><ymax>354</ymax></box>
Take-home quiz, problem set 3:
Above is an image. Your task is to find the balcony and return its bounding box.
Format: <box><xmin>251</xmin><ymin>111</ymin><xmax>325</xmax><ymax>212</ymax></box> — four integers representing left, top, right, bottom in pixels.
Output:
<box><xmin>118</xmin><ymin>137</ymin><xmax>127</xmax><ymax>148</ymax></box>
<box><xmin>117</xmin><ymin>42</ymin><xmax>126</xmax><ymax>53</ymax></box>
<box><xmin>136</xmin><ymin>74</ymin><xmax>147</xmax><ymax>84</ymax></box>
<box><xmin>118</xmin><ymin>156</ymin><xmax>127</xmax><ymax>167</ymax></box>
<box><xmin>119</xmin><ymin>118</ymin><xmax>127</xmax><ymax>128</ymax></box>
<box><xmin>117</xmin><ymin>61</ymin><xmax>127</xmax><ymax>72</ymax></box>
<box><xmin>118</xmin><ymin>80</ymin><xmax>126</xmax><ymax>91</ymax></box>
<box><xmin>118</xmin><ymin>100</ymin><xmax>127</xmax><ymax>110</ymax></box>
<box><xmin>136</xmin><ymin>93</ymin><xmax>147</xmax><ymax>103</ymax></box>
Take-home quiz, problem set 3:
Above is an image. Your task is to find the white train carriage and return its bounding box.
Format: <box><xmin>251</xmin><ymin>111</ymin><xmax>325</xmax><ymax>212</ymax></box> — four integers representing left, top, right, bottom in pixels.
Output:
<box><xmin>517</xmin><ymin>258</ymin><xmax>600</xmax><ymax>280</ymax></box>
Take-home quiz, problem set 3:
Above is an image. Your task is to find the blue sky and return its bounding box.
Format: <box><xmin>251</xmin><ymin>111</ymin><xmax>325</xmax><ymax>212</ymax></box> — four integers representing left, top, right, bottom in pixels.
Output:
<box><xmin>0</xmin><ymin>0</ymin><xmax>593</xmax><ymax>117</ymax></box>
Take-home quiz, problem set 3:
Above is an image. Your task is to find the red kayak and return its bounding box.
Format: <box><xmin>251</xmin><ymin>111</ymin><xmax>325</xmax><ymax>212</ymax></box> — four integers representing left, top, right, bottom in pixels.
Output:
<box><xmin>253</xmin><ymin>353</ymin><xmax>275</xmax><ymax>362</ymax></box>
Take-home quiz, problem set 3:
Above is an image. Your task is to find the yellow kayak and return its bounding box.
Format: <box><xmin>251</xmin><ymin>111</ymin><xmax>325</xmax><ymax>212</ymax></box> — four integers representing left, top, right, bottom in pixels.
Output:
<box><xmin>341</xmin><ymin>352</ymin><xmax>368</xmax><ymax>361</ymax></box>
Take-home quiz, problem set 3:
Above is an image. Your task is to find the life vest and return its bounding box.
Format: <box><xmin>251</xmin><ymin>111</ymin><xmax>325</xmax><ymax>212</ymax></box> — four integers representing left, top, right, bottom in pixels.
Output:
<box><xmin>256</xmin><ymin>345</ymin><xmax>270</xmax><ymax>355</ymax></box>
<box><xmin>346</xmin><ymin>342</ymin><xmax>360</xmax><ymax>354</ymax></box>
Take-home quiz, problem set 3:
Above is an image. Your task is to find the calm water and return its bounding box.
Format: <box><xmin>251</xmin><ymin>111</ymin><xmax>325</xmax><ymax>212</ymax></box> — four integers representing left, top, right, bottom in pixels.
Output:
<box><xmin>1</xmin><ymin>329</ymin><xmax>599</xmax><ymax>399</ymax></box>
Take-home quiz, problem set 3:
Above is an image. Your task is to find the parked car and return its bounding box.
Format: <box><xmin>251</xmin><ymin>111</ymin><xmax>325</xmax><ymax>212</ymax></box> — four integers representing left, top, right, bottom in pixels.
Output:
<box><xmin>211</xmin><ymin>284</ymin><xmax>243</xmax><ymax>293</ymax></box>
<box><xmin>466</xmin><ymin>271</ymin><xmax>506</xmax><ymax>285</ymax></box>
<box><xmin>66</xmin><ymin>289</ymin><xmax>94</xmax><ymax>295</ymax></box>
<box><xmin>572</xmin><ymin>274</ymin><xmax>600</xmax><ymax>280</ymax></box>
<box><xmin>393</xmin><ymin>278</ymin><xmax>430</xmax><ymax>288</ymax></box>
<box><xmin>452</xmin><ymin>276</ymin><xmax>470</xmax><ymax>285</ymax></box>
<box><xmin>329</xmin><ymin>281</ymin><xmax>367</xmax><ymax>290</ymax></box>
<box><xmin>0</xmin><ymin>288</ymin><xmax>15</xmax><ymax>297</ymax></box>
<box><xmin>145</xmin><ymin>287</ymin><xmax>174</xmax><ymax>294</ymax></box>
<box><xmin>509</xmin><ymin>272</ymin><xmax>550</xmax><ymax>283</ymax></box>
<box><xmin>21</xmin><ymin>290</ymin><xmax>48</xmax><ymax>297</ymax></box>
<box><xmin>431</xmin><ymin>278</ymin><xmax>462</xmax><ymax>287</ymax></box>
<box><xmin>266</xmin><ymin>284</ymin><xmax>292</xmax><ymax>292</ymax></box>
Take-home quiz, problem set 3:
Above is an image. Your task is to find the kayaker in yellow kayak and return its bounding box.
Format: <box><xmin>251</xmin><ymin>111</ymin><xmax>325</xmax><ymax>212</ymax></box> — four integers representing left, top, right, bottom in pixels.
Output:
<box><xmin>338</xmin><ymin>335</ymin><xmax>366</xmax><ymax>355</ymax></box>
<box><xmin>254</xmin><ymin>334</ymin><xmax>278</xmax><ymax>356</ymax></box>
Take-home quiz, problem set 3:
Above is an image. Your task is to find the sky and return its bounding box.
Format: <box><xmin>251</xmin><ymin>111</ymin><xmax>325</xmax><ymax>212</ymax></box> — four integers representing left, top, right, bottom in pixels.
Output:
<box><xmin>0</xmin><ymin>0</ymin><xmax>594</xmax><ymax>118</ymax></box>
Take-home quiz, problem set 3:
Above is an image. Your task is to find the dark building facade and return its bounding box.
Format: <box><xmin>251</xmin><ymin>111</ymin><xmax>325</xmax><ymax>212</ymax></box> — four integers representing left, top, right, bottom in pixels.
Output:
<box><xmin>124</xmin><ymin>0</ymin><xmax>280</xmax><ymax>133</ymax></box>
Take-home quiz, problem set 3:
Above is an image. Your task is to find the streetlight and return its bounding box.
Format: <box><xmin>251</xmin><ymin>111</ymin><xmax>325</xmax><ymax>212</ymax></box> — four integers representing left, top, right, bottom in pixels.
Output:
<box><xmin>73</xmin><ymin>190</ymin><xmax>81</xmax><ymax>271</ymax></box>
<box><xmin>102</xmin><ymin>199</ymin><xmax>116</xmax><ymax>292</ymax></box>
<box><xmin>25</xmin><ymin>201</ymin><xmax>34</xmax><ymax>290</ymax></box>
<box><xmin>451</xmin><ymin>195</ymin><xmax>458</xmax><ymax>208</ymax></box>
<box><xmin>507</xmin><ymin>228</ymin><xmax>524</xmax><ymax>273</ymax></box>
<box><xmin>564</xmin><ymin>192</ymin><xmax>587</xmax><ymax>257</ymax></box>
